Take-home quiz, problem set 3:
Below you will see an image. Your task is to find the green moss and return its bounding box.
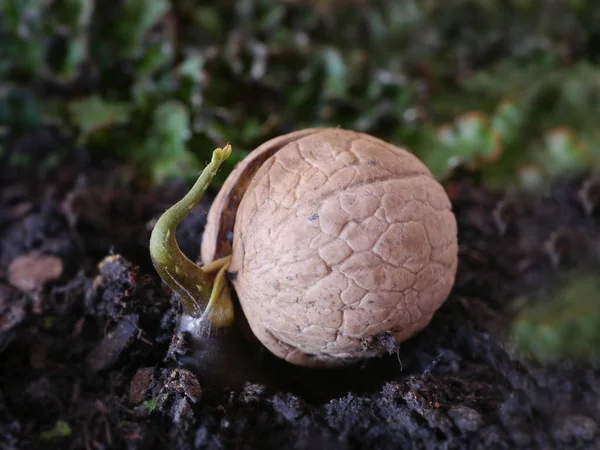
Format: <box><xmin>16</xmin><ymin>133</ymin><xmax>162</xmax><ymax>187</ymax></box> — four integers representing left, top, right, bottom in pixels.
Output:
<box><xmin>512</xmin><ymin>274</ymin><xmax>600</xmax><ymax>364</ymax></box>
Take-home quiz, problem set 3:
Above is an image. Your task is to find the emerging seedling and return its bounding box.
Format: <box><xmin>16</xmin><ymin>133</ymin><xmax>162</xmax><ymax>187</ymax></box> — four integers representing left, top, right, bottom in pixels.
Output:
<box><xmin>150</xmin><ymin>144</ymin><xmax>235</xmax><ymax>330</ymax></box>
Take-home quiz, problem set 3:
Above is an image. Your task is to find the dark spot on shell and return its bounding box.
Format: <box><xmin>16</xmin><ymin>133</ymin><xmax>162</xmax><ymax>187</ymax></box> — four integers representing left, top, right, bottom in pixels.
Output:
<box><xmin>228</xmin><ymin>271</ymin><xmax>238</xmax><ymax>281</ymax></box>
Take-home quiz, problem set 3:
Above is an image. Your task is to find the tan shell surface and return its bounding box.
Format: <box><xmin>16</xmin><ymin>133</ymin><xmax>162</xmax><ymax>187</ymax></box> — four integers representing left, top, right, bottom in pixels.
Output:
<box><xmin>201</xmin><ymin>128</ymin><xmax>325</xmax><ymax>265</ymax></box>
<box><xmin>226</xmin><ymin>128</ymin><xmax>458</xmax><ymax>367</ymax></box>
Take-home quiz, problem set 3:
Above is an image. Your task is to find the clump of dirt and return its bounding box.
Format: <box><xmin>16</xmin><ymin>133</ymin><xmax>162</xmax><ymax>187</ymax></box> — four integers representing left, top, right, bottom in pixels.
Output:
<box><xmin>1</xmin><ymin>129</ymin><xmax>599</xmax><ymax>449</ymax></box>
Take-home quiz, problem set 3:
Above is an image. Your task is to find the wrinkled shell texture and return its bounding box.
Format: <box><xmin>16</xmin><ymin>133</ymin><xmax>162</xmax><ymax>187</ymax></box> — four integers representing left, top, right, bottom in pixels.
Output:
<box><xmin>228</xmin><ymin>129</ymin><xmax>458</xmax><ymax>367</ymax></box>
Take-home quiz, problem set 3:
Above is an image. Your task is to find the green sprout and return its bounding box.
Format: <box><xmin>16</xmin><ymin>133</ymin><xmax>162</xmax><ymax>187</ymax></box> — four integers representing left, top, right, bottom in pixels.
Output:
<box><xmin>40</xmin><ymin>420</ymin><xmax>72</xmax><ymax>441</ymax></box>
<box><xmin>140</xmin><ymin>397</ymin><xmax>159</xmax><ymax>412</ymax></box>
<box><xmin>149</xmin><ymin>144</ymin><xmax>233</xmax><ymax>329</ymax></box>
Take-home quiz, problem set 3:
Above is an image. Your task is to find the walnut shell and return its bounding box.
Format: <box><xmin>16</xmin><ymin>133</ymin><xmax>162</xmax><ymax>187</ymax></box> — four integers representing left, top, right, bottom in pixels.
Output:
<box><xmin>202</xmin><ymin>128</ymin><xmax>458</xmax><ymax>367</ymax></box>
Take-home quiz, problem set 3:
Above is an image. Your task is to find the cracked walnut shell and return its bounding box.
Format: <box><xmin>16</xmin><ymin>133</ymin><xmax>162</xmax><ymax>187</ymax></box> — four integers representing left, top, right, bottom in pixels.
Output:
<box><xmin>202</xmin><ymin>128</ymin><xmax>458</xmax><ymax>367</ymax></box>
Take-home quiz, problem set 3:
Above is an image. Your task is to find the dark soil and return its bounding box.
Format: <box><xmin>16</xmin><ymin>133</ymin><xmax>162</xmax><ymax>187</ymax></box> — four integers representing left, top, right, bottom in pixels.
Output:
<box><xmin>1</xmin><ymin>128</ymin><xmax>600</xmax><ymax>449</ymax></box>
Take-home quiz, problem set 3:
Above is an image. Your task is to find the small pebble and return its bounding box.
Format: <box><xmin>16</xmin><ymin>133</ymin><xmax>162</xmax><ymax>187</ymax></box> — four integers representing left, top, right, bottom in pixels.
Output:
<box><xmin>555</xmin><ymin>414</ymin><xmax>598</xmax><ymax>442</ymax></box>
<box><xmin>448</xmin><ymin>406</ymin><xmax>483</xmax><ymax>433</ymax></box>
<box><xmin>129</xmin><ymin>367</ymin><xmax>154</xmax><ymax>404</ymax></box>
<box><xmin>86</xmin><ymin>315</ymin><xmax>138</xmax><ymax>372</ymax></box>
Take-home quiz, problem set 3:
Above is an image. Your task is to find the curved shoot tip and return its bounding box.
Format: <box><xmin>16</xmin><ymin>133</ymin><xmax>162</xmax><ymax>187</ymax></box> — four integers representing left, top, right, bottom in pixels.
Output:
<box><xmin>149</xmin><ymin>144</ymin><xmax>233</xmax><ymax>318</ymax></box>
<box><xmin>214</xmin><ymin>143</ymin><xmax>232</xmax><ymax>162</ymax></box>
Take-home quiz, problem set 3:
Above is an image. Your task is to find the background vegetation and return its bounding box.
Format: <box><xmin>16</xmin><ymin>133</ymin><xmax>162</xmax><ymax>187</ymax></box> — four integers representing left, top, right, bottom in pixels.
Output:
<box><xmin>2</xmin><ymin>0</ymin><xmax>600</xmax><ymax>184</ymax></box>
<box><xmin>1</xmin><ymin>0</ymin><xmax>599</xmax><ymax>362</ymax></box>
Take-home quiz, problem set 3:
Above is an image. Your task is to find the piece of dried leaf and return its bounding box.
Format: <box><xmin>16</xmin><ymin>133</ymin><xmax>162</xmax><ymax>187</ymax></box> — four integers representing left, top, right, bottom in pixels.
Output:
<box><xmin>7</xmin><ymin>252</ymin><xmax>63</xmax><ymax>293</ymax></box>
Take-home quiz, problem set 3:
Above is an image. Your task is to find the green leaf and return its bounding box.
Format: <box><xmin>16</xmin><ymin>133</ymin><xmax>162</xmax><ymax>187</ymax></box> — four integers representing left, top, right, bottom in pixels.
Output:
<box><xmin>178</xmin><ymin>53</ymin><xmax>205</xmax><ymax>82</ymax></box>
<box><xmin>540</xmin><ymin>129</ymin><xmax>587</xmax><ymax>175</ymax></box>
<box><xmin>512</xmin><ymin>274</ymin><xmax>600</xmax><ymax>363</ymax></box>
<box><xmin>0</xmin><ymin>0</ymin><xmax>45</xmax><ymax>31</ymax></box>
<box><xmin>40</xmin><ymin>420</ymin><xmax>72</xmax><ymax>441</ymax></box>
<box><xmin>194</xmin><ymin>6</ymin><xmax>223</xmax><ymax>37</ymax></box>
<box><xmin>52</xmin><ymin>0</ymin><xmax>94</xmax><ymax>30</ymax></box>
<box><xmin>322</xmin><ymin>48</ymin><xmax>348</xmax><ymax>98</ymax></box>
<box><xmin>152</xmin><ymin>100</ymin><xmax>191</xmax><ymax>146</ymax></box>
<box><xmin>490</xmin><ymin>101</ymin><xmax>525</xmax><ymax>146</ymax></box>
<box><xmin>426</xmin><ymin>112</ymin><xmax>499</xmax><ymax>178</ymax></box>
<box><xmin>138</xmin><ymin>40</ymin><xmax>174</xmax><ymax>77</ymax></box>
<box><xmin>0</xmin><ymin>89</ymin><xmax>43</xmax><ymax>132</ymax></box>
<box><xmin>56</xmin><ymin>39</ymin><xmax>87</xmax><ymax>79</ymax></box>
<box><xmin>68</xmin><ymin>96</ymin><xmax>132</xmax><ymax>137</ymax></box>
<box><xmin>139</xmin><ymin>100</ymin><xmax>198</xmax><ymax>182</ymax></box>
<box><xmin>140</xmin><ymin>398</ymin><xmax>158</xmax><ymax>412</ymax></box>
<box><xmin>115</xmin><ymin>0</ymin><xmax>170</xmax><ymax>58</ymax></box>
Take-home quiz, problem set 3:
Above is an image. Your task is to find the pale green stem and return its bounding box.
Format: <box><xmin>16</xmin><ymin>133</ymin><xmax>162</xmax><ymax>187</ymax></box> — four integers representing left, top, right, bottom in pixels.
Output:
<box><xmin>149</xmin><ymin>145</ymin><xmax>232</xmax><ymax>319</ymax></box>
<box><xmin>202</xmin><ymin>255</ymin><xmax>233</xmax><ymax>273</ymax></box>
<box><xmin>202</xmin><ymin>255</ymin><xmax>233</xmax><ymax>328</ymax></box>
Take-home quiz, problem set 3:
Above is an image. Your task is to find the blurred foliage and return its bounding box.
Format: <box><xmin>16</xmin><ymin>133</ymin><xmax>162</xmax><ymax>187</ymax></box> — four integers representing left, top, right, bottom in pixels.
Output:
<box><xmin>1</xmin><ymin>0</ymin><xmax>600</xmax><ymax>184</ymax></box>
<box><xmin>511</xmin><ymin>273</ymin><xmax>600</xmax><ymax>364</ymax></box>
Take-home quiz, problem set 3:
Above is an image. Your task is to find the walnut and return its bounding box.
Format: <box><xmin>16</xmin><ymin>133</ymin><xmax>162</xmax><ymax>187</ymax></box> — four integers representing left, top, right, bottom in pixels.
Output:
<box><xmin>150</xmin><ymin>128</ymin><xmax>458</xmax><ymax>368</ymax></box>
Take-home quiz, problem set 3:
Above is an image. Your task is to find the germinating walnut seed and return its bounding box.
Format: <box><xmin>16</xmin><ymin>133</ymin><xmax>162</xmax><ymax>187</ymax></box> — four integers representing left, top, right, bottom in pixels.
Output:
<box><xmin>201</xmin><ymin>128</ymin><xmax>458</xmax><ymax>367</ymax></box>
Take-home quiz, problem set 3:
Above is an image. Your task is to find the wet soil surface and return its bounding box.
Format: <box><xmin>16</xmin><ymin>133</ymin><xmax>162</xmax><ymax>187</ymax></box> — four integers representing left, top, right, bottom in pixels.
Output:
<box><xmin>1</xmin><ymin>127</ymin><xmax>600</xmax><ymax>449</ymax></box>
